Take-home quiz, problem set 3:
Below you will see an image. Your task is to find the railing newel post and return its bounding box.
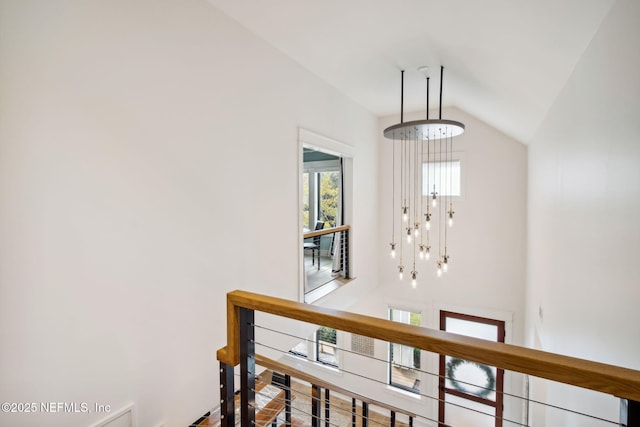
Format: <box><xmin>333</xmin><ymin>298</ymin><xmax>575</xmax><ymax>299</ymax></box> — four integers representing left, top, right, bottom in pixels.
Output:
<box><xmin>285</xmin><ymin>374</ymin><xmax>292</xmax><ymax>427</ymax></box>
<box><xmin>325</xmin><ymin>388</ymin><xmax>330</xmax><ymax>427</ymax></box>
<box><xmin>362</xmin><ymin>401</ymin><xmax>369</xmax><ymax>427</ymax></box>
<box><xmin>219</xmin><ymin>361</ymin><xmax>235</xmax><ymax>427</ymax></box>
<box><xmin>344</xmin><ymin>229</ymin><xmax>350</xmax><ymax>279</ymax></box>
<box><xmin>390</xmin><ymin>410</ymin><xmax>395</xmax><ymax>427</ymax></box>
<box><xmin>352</xmin><ymin>398</ymin><xmax>357</xmax><ymax>427</ymax></box>
<box><xmin>312</xmin><ymin>384</ymin><xmax>321</xmax><ymax>427</ymax></box>
<box><xmin>239</xmin><ymin>307</ymin><xmax>256</xmax><ymax>427</ymax></box>
<box><xmin>622</xmin><ymin>399</ymin><xmax>640</xmax><ymax>426</ymax></box>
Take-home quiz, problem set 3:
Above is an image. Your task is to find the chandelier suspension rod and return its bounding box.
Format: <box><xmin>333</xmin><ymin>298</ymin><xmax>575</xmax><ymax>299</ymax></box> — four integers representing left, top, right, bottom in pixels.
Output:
<box><xmin>439</xmin><ymin>65</ymin><xmax>444</xmax><ymax>120</ymax></box>
<box><xmin>426</xmin><ymin>77</ymin><xmax>430</xmax><ymax>120</ymax></box>
<box><xmin>400</xmin><ymin>70</ymin><xmax>405</xmax><ymax>124</ymax></box>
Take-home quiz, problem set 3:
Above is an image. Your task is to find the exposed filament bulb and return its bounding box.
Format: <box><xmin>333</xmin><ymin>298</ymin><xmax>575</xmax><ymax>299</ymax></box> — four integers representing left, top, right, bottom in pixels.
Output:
<box><xmin>425</xmin><ymin>246</ymin><xmax>431</xmax><ymax>260</ymax></box>
<box><xmin>432</xmin><ymin>195</ymin><xmax>437</xmax><ymax>208</ymax></box>
<box><xmin>414</xmin><ymin>223</ymin><xmax>420</xmax><ymax>237</ymax></box>
<box><xmin>448</xmin><ymin>210</ymin><xmax>454</xmax><ymax>227</ymax></box>
<box><xmin>424</xmin><ymin>212</ymin><xmax>432</xmax><ymax>230</ymax></box>
<box><xmin>390</xmin><ymin>242</ymin><xmax>396</xmax><ymax>259</ymax></box>
<box><xmin>419</xmin><ymin>244</ymin><xmax>425</xmax><ymax>260</ymax></box>
<box><xmin>411</xmin><ymin>271</ymin><xmax>417</xmax><ymax>288</ymax></box>
<box><xmin>437</xmin><ymin>261</ymin><xmax>443</xmax><ymax>277</ymax></box>
<box><xmin>398</xmin><ymin>265</ymin><xmax>404</xmax><ymax>280</ymax></box>
<box><xmin>402</xmin><ymin>206</ymin><xmax>408</xmax><ymax>223</ymax></box>
<box><xmin>443</xmin><ymin>254</ymin><xmax>449</xmax><ymax>272</ymax></box>
<box><xmin>406</xmin><ymin>227</ymin><xmax>412</xmax><ymax>243</ymax></box>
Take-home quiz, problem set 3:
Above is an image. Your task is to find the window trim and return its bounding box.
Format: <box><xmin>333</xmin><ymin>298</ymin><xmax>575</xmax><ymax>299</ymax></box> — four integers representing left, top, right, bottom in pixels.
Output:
<box><xmin>438</xmin><ymin>310</ymin><xmax>505</xmax><ymax>427</ymax></box>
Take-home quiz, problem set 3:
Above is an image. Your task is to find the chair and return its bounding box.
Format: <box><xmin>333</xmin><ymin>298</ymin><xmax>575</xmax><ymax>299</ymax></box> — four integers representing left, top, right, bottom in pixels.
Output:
<box><xmin>304</xmin><ymin>221</ymin><xmax>324</xmax><ymax>270</ymax></box>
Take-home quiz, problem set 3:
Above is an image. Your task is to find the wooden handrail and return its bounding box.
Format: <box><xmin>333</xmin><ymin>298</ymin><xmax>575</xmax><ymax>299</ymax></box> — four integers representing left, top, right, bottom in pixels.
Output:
<box><xmin>303</xmin><ymin>225</ymin><xmax>350</xmax><ymax>239</ymax></box>
<box><xmin>255</xmin><ymin>353</ymin><xmax>416</xmax><ymax>419</ymax></box>
<box><xmin>216</xmin><ymin>290</ymin><xmax>640</xmax><ymax>401</ymax></box>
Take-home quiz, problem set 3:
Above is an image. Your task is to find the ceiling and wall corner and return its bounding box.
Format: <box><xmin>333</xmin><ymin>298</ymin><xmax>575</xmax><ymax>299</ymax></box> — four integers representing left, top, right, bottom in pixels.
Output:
<box><xmin>207</xmin><ymin>0</ymin><xmax>615</xmax><ymax>144</ymax></box>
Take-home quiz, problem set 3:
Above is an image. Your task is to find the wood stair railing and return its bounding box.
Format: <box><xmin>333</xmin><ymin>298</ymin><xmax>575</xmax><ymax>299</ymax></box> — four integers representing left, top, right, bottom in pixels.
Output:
<box><xmin>214</xmin><ymin>290</ymin><xmax>640</xmax><ymax>427</ymax></box>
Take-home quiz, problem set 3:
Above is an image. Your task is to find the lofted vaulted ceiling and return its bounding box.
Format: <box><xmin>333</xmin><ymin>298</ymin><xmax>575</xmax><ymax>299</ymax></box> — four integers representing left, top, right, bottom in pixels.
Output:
<box><xmin>207</xmin><ymin>0</ymin><xmax>614</xmax><ymax>144</ymax></box>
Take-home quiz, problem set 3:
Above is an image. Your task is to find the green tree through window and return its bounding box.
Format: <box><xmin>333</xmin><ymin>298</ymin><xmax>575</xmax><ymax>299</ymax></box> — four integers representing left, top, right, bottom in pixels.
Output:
<box><xmin>319</xmin><ymin>171</ymin><xmax>339</xmax><ymax>227</ymax></box>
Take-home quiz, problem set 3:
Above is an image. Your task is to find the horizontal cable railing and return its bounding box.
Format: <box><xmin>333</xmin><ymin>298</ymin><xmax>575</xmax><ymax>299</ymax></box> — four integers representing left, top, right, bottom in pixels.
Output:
<box><xmin>214</xmin><ymin>290</ymin><xmax>640</xmax><ymax>427</ymax></box>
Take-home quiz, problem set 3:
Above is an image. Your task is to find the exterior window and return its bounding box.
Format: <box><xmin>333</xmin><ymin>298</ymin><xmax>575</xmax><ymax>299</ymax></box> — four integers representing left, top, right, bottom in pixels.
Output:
<box><xmin>318</xmin><ymin>171</ymin><xmax>339</xmax><ymax>227</ymax></box>
<box><xmin>422</xmin><ymin>160</ymin><xmax>461</xmax><ymax>197</ymax></box>
<box><xmin>389</xmin><ymin>308</ymin><xmax>422</xmax><ymax>393</ymax></box>
<box><xmin>302</xmin><ymin>172</ymin><xmax>310</xmax><ymax>229</ymax></box>
<box><xmin>303</xmin><ymin>156</ymin><xmax>341</xmax><ymax>230</ymax></box>
<box><xmin>316</xmin><ymin>327</ymin><xmax>338</xmax><ymax>367</ymax></box>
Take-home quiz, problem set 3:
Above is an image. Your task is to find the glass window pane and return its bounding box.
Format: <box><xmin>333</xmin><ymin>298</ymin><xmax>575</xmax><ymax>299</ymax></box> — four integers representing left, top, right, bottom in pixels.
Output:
<box><xmin>445</xmin><ymin>393</ymin><xmax>496</xmax><ymax>427</ymax></box>
<box><xmin>318</xmin><ymin>171</ymin><xmax>339</xmax><ymax>227</ymax></box>
<box><xmin>303</xmin><ymin>172</ymin><xmax>310</xmax><ymax>229</ymax></box>
<box><xmin>445</xmin><ymin>317</ymin><xmax>498</xmax><ymax>341</ymax></box>
<box><xmin>422</xmin><ymin>160</ymin><xmax>461</xmax><ymax>197</ymax></box>
<box><xmin>317</xmin><ymin>327</ymin><xmax>337</xmax><ymax>366</ymax></box>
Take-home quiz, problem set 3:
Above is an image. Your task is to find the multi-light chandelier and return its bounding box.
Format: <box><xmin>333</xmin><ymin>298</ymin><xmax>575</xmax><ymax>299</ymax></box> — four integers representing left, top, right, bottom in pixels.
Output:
<box><xmin>383</xmin><ymin>66</ymin><xmax>465</xmax><ymax>287</ymax></box>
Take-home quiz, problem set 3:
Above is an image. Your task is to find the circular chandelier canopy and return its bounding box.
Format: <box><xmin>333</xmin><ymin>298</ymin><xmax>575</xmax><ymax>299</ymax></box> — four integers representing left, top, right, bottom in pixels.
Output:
<box><xmin>383</xmin><ymin>119</ymin><xmax>465</xmax><ymax>141</ymax></box>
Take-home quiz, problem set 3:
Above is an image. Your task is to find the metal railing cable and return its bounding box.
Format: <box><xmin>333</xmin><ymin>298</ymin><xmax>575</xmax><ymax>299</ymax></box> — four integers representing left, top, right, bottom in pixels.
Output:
<box><xmin>218</xmin><ymin>291</ymin><xmax>640</xmax><ymax>427</ymax></box>
<box><xmin>253</xmin><ymin>324</ymin><xmax>623</xmax><ymax>426</ymax></box>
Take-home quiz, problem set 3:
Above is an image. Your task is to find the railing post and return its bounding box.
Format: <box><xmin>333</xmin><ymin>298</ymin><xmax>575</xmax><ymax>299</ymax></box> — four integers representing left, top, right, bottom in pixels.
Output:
<box><xmin>390</xmin><ymin>410</ymin><xmax>396</xmax><ymax>427</ymax></box>
<box><xmin>312</xmin><ymin>384</ymin><xmax>321</xmax><ymax>427</ymax></box>
<box><xmin>351</xmin><ymin>398</ymin><xmax>357</xmax><ymax>427</ymax></box>
<box><xmin>362</xmin><ymin>401</ymin><xmax>369</xmax><ymax>427</ymax></box>
<box><xmin>219</xmin><ymin>361</ymin><xmax>235</xmax><ymax>427</ymax></box>
<box><xmin>284</xmin><ymin>374</ymin><xmax>292</xmax><ymax>427</ymax></box>
<box><xmin>622</xmin><ymin>399</ymin><xmax>640</xmax><ymax>426</ymax></box>
<box><xmin>343</xmin><ymin>229</ymin><xmax>350</xmax><ymax>279</ymax></box>
<box><xmin>325</xmin><ymin>389</ymin><xmax>331</xmax><ymax>427</ymax></box>
<box><xmin>239</xmin><ymin>307</ymin><xmax>256</xmax><ymax>427</ymax></box>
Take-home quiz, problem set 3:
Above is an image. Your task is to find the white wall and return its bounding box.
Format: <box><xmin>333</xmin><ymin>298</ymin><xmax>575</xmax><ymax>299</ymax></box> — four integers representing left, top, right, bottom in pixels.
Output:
<box><xmin>0</xmin><ymin>1</ymin><xmax>379</xmax><ymax>426</ymax></box>
<box><xmin>527</xmin><ymin>0</ymin><xmax>640</xmax><ymax>423</ymax></box>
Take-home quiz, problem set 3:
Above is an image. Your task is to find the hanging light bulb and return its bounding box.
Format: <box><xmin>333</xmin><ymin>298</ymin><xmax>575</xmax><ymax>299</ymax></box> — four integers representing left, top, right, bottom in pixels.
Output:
<box><xmin>437</xmin><ymin>261</ymin><xmax>443</xmax><ymax>277</ymax></box>
<box><xmin>406</xmin><ymin>227</ymin><xmax>412</xmax><ymax>243</ymax></box>
<box><xmin>411</xmin><ymin>270</ymin><xmax>417</xmax><ymax>288</ymax></box>
<box><xmin>432</xmin><ymin>193</ymin><xmax>437</xmax><ymax>208</ymax></box>
<box><xmin>443</xmin><ymin>254</ymin><xmax>449</xmax><ymax>272</ymax></box>
<box><xmin>425</xmin><ymin>212</ymin><xmax>431</xmax><ymax>230</ymax></box>
<box><xmin>414</xmin><ymin>223</ymin><xmax>420</xmax><ymax>237</ymax></box>
<box><xmin>402</xmin><ymin>207</ymin><xmax>408</xmax><ymax>223</ymax></box>
<box><xmin>419</xmin><ymin>244</ymin><xmax>425</xmax><ymax>260</ymax></box>
<box><xmin>398</xmin><ymin>265</ymin><xmax>404</xmax><ymax>280</ymax></box>
<box><xmin>425</xmin><ymin>246</ymin><xmax>431</xmax><ymax>261</ymax></box>
<box><xmin>448</xmin><ymin>210</ymin><xmax>454</xmax><ymax>227</ymax></box>
<box><xmin>390</xmin><ymin>243</ymin><xmax>396</xmax><ymax>259</ymax></box>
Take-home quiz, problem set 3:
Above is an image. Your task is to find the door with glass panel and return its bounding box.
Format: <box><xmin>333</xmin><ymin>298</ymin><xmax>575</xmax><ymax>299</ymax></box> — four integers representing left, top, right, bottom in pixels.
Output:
<box><xmin>439</xmin><ymin>311</ymin><xmax>505</xmax><ymax>427</ymax></box>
